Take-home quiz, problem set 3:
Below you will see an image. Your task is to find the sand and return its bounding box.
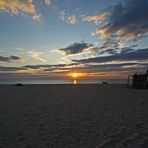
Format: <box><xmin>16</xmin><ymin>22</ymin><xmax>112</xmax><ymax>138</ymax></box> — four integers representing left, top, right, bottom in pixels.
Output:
<box><xmin>0</xmin><ymin>84</ymin><xmax>148</xmax><ymax>148</ymax></box>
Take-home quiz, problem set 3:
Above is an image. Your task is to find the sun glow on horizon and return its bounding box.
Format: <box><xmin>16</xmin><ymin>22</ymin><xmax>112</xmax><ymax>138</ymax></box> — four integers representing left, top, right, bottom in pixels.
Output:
<box><xmin>67</xmin><ymin>72</ymin><xmax>88</xmax><ymax>84</ymax></box>
<box><xmin>68</xmin><ymin>72</ymin><xmax>87</xmax><ymax>79</ymax></box>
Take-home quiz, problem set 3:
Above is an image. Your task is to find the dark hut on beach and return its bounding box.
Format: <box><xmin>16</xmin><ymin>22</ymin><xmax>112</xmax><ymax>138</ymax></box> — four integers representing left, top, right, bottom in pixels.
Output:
<box><xmin>128</xmin><ymin>70</ymin><xmax>148</xmax><ymax>89</ymax></box>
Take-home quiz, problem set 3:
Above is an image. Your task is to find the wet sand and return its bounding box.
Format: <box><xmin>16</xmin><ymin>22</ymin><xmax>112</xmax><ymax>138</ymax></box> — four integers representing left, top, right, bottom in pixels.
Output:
<box><xmin>0</xmin><ymin>84</ymin><xmax>148</xmax><ymax>148</ymax></box>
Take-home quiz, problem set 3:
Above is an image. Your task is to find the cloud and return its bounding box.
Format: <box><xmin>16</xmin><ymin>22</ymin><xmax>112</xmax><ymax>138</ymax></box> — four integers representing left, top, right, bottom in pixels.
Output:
<box><xmin>43</xmin><ymin>0</ymin><xmax>52</xmax><ymax>6</ymax></box>
<box><xmin>59</xmin><ymin>11</ymin><xmax>65</xmax><ymax>21</ymax></box>
<box><xmin>0</xmin><ymin>61</ymin><xmax>147</xmax><ymax>80</ymax></box>
<box><xmin>0</xmin><ymin>55</ymin><xmax>22</xmax><ymax>62</ymax></box>
<box><xmin>24</xmin><ymin>63</ymin><xmax>82</xmax><ymax>74</ymax></box>
<box><xmin>32</xmin><ymin>14</ymin><xmax>42</xmax><ymax>21</ymax></box>
<box><xmin>0</xmin><ymin>66</ymin><xmax>26</xmax><ymax>71</ymax></box>
<box><xmin>0</xmin><ymin>64</ymin><xmax>66</xmax><ymax>72</ymax></box>
<box><xmin>85</xmin><ymin>0</ymin><xmax>148</xmax><ymax>42</ymax></box>
<box><xmin>58</xmin><ymin>41</ymin><xmax>123</xmax><ymax>56</ymax></box>
<box><xmin>0</xmin><ymin>63</ymin><xmax>78</xmax><ymax>74</ymax></box>
<box><xmin>0</xmin><ymin>0</ymin><xmax>42</xmax><ymax>21</ymax></box>
<box><xmin>0</xmin><ymin>0</ymin><xmax>36</xmax><ymax>15</ymax></box>
<box><xmin>25</xmin><ymin>64</ymin><xmax>63</xmax><ymax>69</ymax></box>
<box><xmin>24</xmin><ymin>63</ymin><xmax>79</xmax><ymax>71</ymax></box>
<box><xmin>59</xmin><ymin>12</ymin><xmax>77</xmax><ymax>25</ymax></box>
<box><xmin>82</xmin><ymin>11</ymin><xmax>110</xmax><ymax>24</ymax></box>
<box><xmin>59</xmin><ymin>42</ymin><xmax>94</xmax><ymax>55</ymax></box>
<box><xmin>66</xmin><ymin>15</ymin><xmax>77</xmax><ymax>24</ymax></box>
<box><xmin>42</xmin><ymin>62</ymin><xmax>139</xmax><ymax>73</ymax></box>
<box><xmin>42</xmin><ymin>0</ymin><xmax>76</xmax><ymax>25</ymax></box>
<box><xmin>0</xmin><ymin>72</ymin><xmax>68</xmax><ymax>80</ymax></box>
<box><xmin>73</xmin><ymin>48</ymin><xmax>148</xmax><ymax>64</ymax></box>
<box><xmin>27</xmin><ymin>51</ymin><xmax>46</xmax><ymax>62</ymax></box>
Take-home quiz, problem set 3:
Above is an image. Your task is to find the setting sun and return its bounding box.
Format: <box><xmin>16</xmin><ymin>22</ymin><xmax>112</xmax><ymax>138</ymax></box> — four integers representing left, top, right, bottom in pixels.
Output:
<box><xmin>68</xmin><ymin>72</ymin><xmax>87</xmax><ymax>79</ymax></box>
<box><xmin>69</xmin><ymin>73</ymin><xmax>80</xmax><ymax>79</ymax></box>
<box><xmin>67</xmin><ymin>72</ymin><xmax>88</xmax><ymax>84</ymax></box>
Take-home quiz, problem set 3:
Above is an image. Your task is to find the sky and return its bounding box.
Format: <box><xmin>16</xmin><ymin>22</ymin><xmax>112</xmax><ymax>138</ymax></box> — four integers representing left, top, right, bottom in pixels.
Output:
<box><xmin>0</xmin><ymin>0</ymin><xmax>148</xmax><ymax>81</ymax></box>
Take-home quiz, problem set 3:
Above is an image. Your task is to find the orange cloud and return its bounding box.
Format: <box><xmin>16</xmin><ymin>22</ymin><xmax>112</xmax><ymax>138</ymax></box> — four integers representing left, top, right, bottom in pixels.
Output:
<box><xmin>0</xmin><ymin>0</ymin><xmax>36</xmax><ymax>15</ymax></box>
<box><xmin>83</xmin><ymin>12</ymin><xmax>110</xmax><ymax>24</ymax></box>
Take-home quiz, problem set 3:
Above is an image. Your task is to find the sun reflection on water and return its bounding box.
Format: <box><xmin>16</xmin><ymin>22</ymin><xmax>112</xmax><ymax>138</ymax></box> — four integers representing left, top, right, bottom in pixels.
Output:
<box><xmin>73</xmin><ymin>79</ymin><xmax>77</xmax><ymax>85</ymax></box>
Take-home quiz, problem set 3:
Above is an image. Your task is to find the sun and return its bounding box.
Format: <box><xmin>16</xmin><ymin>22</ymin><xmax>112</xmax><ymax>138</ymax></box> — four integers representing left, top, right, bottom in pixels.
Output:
<box><xmin>67</xmin><ymin>72</ymin><xmax>87</xmax><ymax>84</ymax></box>
<box><xmin>68</xmin><ymin>72</ymin><xmax>84</xmax><ymax>79</ymax></box>
<box><xmin>70</xmin><ymin>73</ymin><xmax>80</xmax><ymax>78</ymax></box>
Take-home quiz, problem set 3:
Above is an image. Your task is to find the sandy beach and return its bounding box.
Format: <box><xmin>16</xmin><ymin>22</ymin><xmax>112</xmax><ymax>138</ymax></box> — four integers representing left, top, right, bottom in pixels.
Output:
<box><xmin>0</xmin><ymin>84</ymin><xmax>148</xmax><ymax>148</ymax></box>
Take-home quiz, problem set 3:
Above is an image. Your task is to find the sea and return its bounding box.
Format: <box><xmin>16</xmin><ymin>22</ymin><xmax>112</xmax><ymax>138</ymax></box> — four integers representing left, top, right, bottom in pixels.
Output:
<box><xmin>0</xmin><ymin>79</ymin><xmax>128</xmax><ymax>84</ymax></box>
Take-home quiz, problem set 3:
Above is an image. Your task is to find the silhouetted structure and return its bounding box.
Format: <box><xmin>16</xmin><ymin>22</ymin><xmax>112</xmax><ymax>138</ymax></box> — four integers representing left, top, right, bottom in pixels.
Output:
<box><xmin>15</xmin><ymin>83</ymin><xmax>23</xmax><ymax>86</ymax></box>
<box><xmin>102</xmin><ymin>81</ymin><xmax>108</xmax><ymax>84</ymax></box>
<box><xmin>127</xmin><ymin>70</ymin><xmax>148</xmax><ymax>89</ymax></box>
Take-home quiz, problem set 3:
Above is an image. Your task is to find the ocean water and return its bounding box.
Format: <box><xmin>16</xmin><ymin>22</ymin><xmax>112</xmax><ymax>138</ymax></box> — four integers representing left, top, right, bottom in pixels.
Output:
<box><xmin>0</xmin><ymin>79</ymin><xmax>127</xmax><ymax>84</ymax></box>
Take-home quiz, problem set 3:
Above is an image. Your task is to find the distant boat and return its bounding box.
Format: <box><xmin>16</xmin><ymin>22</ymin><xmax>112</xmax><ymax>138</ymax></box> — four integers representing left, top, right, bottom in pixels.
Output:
<box><xmin>102</xmin><ymin>81</ymin><xmax>108</xmax><ymax>84</ymax></box>
<box><xmin>14</xmin><ymin>83</ymin><xmax>23</xmax><ymax>86</ymax></box>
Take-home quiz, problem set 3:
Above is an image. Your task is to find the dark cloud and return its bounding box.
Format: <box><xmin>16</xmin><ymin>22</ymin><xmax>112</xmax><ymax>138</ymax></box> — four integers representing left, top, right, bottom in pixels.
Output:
<box><xmin>0</xmin><ymin>64</ymin><xmax>61</xmax><ymax>72</ymax></box>
<box><xmin>0</xmin><ymin>66</ymin><xmax>26</xmax><ymax>71</ymax></box>
<box><xmin>120</xmin><ymin>45</ymin><xmax>138</xmax><ymax>54</ymax></box>
<box><xmin>24</xmin><ymin>63</ymin><xmax>78</xmax><ymax>69</ymax></box>
<box><xmin>97</xmin><ymin>45</ymin><xmax>138</xmax><ymax>55</ymax></box>
<box><xmin>43</xmin><ymin>61</ymin><xmax>148</xmax><ymax>76</ymax></box>
<box><xmin>44</xmin><ymin>63</ymin><xmax>132</xmax><ymax>71</ymax></box>
<box><xmin>73</xmin><ymin>48</ymin><xmax>148</xmax><ymax>63</ymax></box>
<box><xmin>0</xmin><ymin>62</ymin><xmax>147</xmax><ymax>74</ymax></box>
<box><xmin>24</xmin><ymin>64</ymin><xmax>67</xmax><ymax>72</ymax></box>
<box><xmin>0</xmin><ymin>73</ymin><xmax>65</xmax><ymax>80</ymax></box>
<box><xmin>98</xmin><ymin>48</ymin><xmax>118</xmax><ymax>55</ymax></box>
<box><xmin>0</xmin><ymin>63</ymin><xmax>80</xmax><ymax>73</ymax></box>
<box><xmin>58</xmin><ymin>41</ymin><xmax>121</xmax><ymax>56</ymax></box>
<box><xmin>24</xmin><ymin>64</ymin><xmax>50</xmax><ymax>69</ymax></box>
<box><xmin>0</xmin><ymin>55</ymin><xmax>22</xmax><ymax>62</ymax></box>
<box><xmin>84</xmin><ymin>63</ymin><xmax>138</xmax><ymax>70</ymax></box>
<box><xmin>89</xmin><ymin>0</ymin><xmax>148</xmax><ymax>42</ymax></box>
<box><xmin>59</xmin><ymin>42</ymin><xmax>94</xmax><ymax>55</ymax></box>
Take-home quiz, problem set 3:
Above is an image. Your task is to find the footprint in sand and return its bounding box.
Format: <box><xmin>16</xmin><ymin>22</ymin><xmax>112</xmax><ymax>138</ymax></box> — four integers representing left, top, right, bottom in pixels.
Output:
<box><xmin>141</xmin><ymin>139</ymin><xmax>148</xmax><ymax>148</ymax></box>
<box><xmin>37</xmin><ymin>122</ymin><xmax>47</xmax><ymax>142</ymax></box>
<box><xmin>121</xmin><ymin>138</ymin><xmax>135</xmax><ymax>147</ymax></box>
<box><xmin>17</xmin><ymin>136</ymin><xmax>26</xmax><ymax>143</ymax></box>
<box><xmin>99</xmin><ymin>127</ymin><xmax>128</xmax><ymax>148</ymax></box>
<box><xmin>135</xmin><ymin>121</ymin><xmax>144</xmax><ymax>129</ymax></box>
<box><xmin>39</xmin><ymin>106</ymin><xmax>46</xmax><ymax>111</ymax></box>
<box><xmin>23</xmin><ymin>143</ymin><xmax>33</xmax><ymax>148</ymax></box>
<box><xmin>0</xmin><ymin>143</ymin><xmax>5</xmax><ymax>148</ymax></box>
<box><xmin>0</xmin><ymin>138</ymin><xmax>6</xmax><ymax>145</ymax></box>
<box><xmin>38</xmin><ymin>123</ymin><xmax>44</xmax><ymax>127</ymax></box>
<box><xmin>16</xmin><ymin>131</ymin><xmax>26</xmax><ymax>143</ymax></box>
<box><xmin>23</xmin><ymin>112</ymin><xmax>28</xmax><ymax>117</ymax></box>
<box><xmin>17</xmin><ymin>131</ymin><xmax>24</xmax><ymax>137</ymax></box>
<box><xmin>99</xmin><ymin>138</ymin><xmax>118</xmax><ymax>148</ymax></box>
<box><xmin>38</xmin><ymin>122</ymin><xmax>45</xmax><ymax>131</ymax></box>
